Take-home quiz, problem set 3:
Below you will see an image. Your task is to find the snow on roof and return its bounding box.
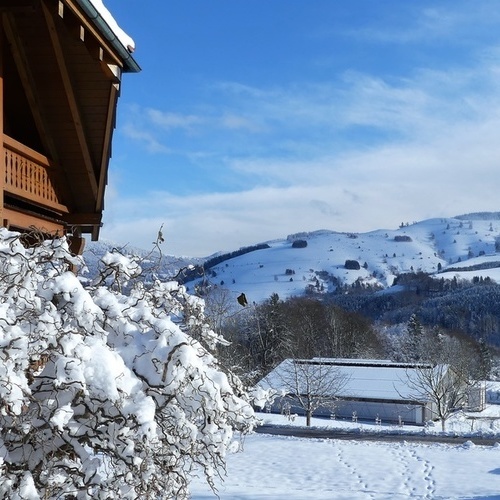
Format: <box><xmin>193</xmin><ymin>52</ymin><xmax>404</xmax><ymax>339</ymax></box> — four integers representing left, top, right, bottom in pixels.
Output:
<box><xmin>88</xmin><ymin>0</ymin><xmax>135</xmax><ymax>52</ymax></box>
<box><xmin>260</xmin><ymin>358</ymin><xmax>438</xmax><ymax>402</ymax></box>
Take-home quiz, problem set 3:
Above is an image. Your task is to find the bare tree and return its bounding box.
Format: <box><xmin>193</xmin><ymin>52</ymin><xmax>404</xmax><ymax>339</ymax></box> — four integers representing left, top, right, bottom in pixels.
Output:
<box><xmin>203</xmin><ymin>288</ymin><xmax>259</xmax><ymax>384</ymax></box>
<box><xmin>323</xmin><ymin>303</ymin><xmax>381</xmax><ymax>358</ymax></box>
<box><xmin>282</xmin><ymin>298</ymin><xmax>327</xmax><ymax>358</ymax></box>
<box><xmin>405</xmin><ymin>363</ymin><xmax>469</xmax><ymax>431</ymax></box>
<box><xmin>204</xmin><ymin>287</ymin><xmax>240</xmax><ymax>335</ymax></box>
<box><xmin>274</xmin><ymin>359</ymin><xmax>349</xmax><ymax>426</ymax></box>
<box><xmin>280</xmin><ymin>298</ymin><xmax>382</xmax><ymax>360</ymax></box>
<box><xmin>241</xmin><ymin>294</ymin><xmax>291</xmax><ymax>375</ymax></box>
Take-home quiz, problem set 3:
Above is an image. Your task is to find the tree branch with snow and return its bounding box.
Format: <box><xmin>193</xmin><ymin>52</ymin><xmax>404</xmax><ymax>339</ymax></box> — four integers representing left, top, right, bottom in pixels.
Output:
<box><xmin>0</xmin><ymin>228</ymin><xmax>257</xmax><ymax>499</ymax></box>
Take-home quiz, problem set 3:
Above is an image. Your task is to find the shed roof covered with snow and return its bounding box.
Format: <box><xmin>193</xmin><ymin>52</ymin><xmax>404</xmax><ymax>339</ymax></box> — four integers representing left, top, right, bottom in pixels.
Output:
<box><xmin>260</xmin><ymin>358</ymin><xmax>440</xmax><ymax>402</ymax></box>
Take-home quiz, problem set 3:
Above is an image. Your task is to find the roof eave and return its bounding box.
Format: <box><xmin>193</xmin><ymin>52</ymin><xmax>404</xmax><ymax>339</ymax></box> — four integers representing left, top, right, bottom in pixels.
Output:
<box><xmin>75</xmin><ymin>0</ymin><xmax>141</xmax><ymax>73</ymax></box>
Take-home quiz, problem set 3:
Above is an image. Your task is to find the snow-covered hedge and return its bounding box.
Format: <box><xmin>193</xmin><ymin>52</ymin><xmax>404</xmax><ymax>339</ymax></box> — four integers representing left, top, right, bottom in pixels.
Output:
<box><xmin>0</xmin><ymin>229</ymin><xmax>256</xmax><ymax>499</ymax></box>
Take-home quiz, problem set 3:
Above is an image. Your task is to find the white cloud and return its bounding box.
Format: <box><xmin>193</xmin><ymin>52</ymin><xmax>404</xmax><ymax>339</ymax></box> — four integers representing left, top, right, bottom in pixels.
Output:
<box><xmin>349</xmin><ymin>3</ymin><xmax>500</xmax><ymax>45</ymax></box>
<box><xmin>121</xmin><ymin>122</ymin><xmax>170</xmax><ymax>154</ymax></box>
<box><xmin>219</xmin><ymin>113</ymin><xmax>265</xmax><ymax>133</ymax></box>
<box><xmin>107</xmin><ymin>20</ymin><xmax>500</xmax><ymax>257</ymax></box>
<box><xmin>146</xmin><ymin>109</ymin><xmax>204</xmax><ymax>131</ymax></box>
<box><xmin>102</xmin><ymin>118</ymin><xmax>500</xmax><ymax>257</ymax></box>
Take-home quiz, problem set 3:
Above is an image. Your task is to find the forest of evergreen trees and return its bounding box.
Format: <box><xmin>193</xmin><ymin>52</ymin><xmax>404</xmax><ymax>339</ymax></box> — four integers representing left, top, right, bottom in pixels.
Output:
<box><xmin>329</xmin><ymin>273</ymin><xmax>500</xmax><ymax>345</ymax></box>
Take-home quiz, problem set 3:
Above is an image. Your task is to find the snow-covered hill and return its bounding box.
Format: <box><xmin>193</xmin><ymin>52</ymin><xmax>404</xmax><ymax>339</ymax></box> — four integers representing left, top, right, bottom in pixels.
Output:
<box><xmin>82</xmin><ymin>213</ymin><xmax>500</xmax><ymax>304</ymax></box>
<box><xmin>185</xmin><ymin>213</ymin><xmax>500</xmax><ymax>303</ymax></box>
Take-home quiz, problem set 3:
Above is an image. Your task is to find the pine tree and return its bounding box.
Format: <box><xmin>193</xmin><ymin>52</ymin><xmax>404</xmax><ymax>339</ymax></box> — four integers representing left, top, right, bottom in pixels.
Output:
<box><xmin>477</xmin><ymin>338</ymin><xmax>492</xmax><ymax>379</ymax></box>
<box><xmin>404</xmin><ymin>313</ymin><xmax>424</xmax><ymax>362</ymax></box>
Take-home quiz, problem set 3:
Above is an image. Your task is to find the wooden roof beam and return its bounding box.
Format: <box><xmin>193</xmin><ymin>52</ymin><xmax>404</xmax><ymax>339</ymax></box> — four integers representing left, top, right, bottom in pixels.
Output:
<box><xmin>42</xmin><ymin>0</ymin><xmax>98</xmax><ymax>198</ymax></box>
<box><xmin>63</xmin><ymin>211</ymin><xmax>102</xmax><ymax>241</ymax></box>
<box><xmin>90</xmin><ymin>81</ymin><xmax>118</xmax><ymax>240</ymax></box>
<box><xmin>95</xmin><ymin>82</ymin><xmax>118</xmax><ymax>213</ymax></box>
<box><xmin>59</xmin><ymin>0</ymin><xmax>123</xmax><ymax>69</ymax></box>
<box><xmin>63</xmin><ymin>212</ymin><xmax>102</xmax><ymax>225</ymax></box>
<box><xmin>58</xmin><ymin>1</ymin><xmax>121</xmax><ymax>83</ymax></box>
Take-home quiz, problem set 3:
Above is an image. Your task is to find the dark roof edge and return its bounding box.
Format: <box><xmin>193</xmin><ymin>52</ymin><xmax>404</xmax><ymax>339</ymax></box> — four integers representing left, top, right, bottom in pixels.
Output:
<box><xmin>76</xmin><ymin>0</ymin><xmax>141</xmax><ymax>73</ymax></box>
<box><xmin>295</xmin><ymin>359</ymin><xmax>434</xmax><ymax>369</ymax></box>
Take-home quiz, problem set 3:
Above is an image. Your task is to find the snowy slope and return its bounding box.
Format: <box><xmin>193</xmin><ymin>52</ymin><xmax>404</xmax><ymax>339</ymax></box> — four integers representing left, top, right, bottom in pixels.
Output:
<box><xmin>83</xmin><ymin>214</ymin><xmax>500</xmax><ymax>304</ymax></box>
<box><xmin>186</xmin><ymin>214</ymin><xmax>500</xmax><ymax>303</ymax></box>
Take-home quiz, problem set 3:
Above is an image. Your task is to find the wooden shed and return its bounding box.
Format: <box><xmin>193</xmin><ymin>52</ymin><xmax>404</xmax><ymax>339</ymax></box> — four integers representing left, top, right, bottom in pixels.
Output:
<box><xmin>0</xmin><ymin>0</ymin><xmax>139</xmax><ymax>253</ymax></box>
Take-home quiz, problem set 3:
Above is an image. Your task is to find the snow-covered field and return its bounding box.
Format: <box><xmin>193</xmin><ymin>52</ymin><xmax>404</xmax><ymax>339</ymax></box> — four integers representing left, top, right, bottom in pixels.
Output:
<box><xmin>190</xmin><ymin>411</ymin><xmax>500</xmax><ymax>499</ymax></box>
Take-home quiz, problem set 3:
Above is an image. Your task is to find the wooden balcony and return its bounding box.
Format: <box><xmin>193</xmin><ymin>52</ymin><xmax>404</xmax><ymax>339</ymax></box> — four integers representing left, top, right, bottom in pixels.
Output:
<box><xmin>3</xmin><ymin>134</ymin><xmax>68</xmax><ymax>214</ymax></box>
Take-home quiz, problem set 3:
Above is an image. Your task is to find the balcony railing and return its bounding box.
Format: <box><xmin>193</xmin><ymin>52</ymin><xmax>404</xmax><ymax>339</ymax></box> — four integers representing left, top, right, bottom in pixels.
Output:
<box><xmin>3</xmin><ymin>135</ymin><xmax>68</xmax><ymax>214</ymax></box>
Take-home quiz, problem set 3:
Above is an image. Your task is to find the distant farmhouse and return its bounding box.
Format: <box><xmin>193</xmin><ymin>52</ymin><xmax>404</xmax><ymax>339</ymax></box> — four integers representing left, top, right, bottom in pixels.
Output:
<box><xmin>0</xmin><ymin>0</ymin><xmax>139</xmax><ymax>253</ymax></box>
<box><xmin>259</xmin><ymin>358</ymin><xmax>486</xmax><ymax>425</ymax></box>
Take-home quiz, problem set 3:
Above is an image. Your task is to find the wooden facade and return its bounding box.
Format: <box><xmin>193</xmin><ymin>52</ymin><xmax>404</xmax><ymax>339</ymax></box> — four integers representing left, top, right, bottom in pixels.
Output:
<box><xmin>0</xmin><ymin>0</ymin><xmax>139</xmax><ymax>251</ymax></box>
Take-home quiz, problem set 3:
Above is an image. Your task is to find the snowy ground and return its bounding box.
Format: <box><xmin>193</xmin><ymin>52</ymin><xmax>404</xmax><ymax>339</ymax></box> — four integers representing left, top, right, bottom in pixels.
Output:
<box><xmin>190</xmin><ymin>410</ymin><xmax>500</xmax><ymax>499</ymax></box>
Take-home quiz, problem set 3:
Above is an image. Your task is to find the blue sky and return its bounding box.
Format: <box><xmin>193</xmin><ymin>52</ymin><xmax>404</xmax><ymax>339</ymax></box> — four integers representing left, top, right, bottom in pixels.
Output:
<box><xmin>101</xmin><ymin>0</ymin><xmax>500</xmax><ymax>257</ymax></box>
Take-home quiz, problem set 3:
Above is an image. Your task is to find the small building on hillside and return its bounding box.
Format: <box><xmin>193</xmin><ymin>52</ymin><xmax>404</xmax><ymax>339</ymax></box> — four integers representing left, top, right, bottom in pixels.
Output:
<box><xmin>259</xmin><ymin>358</ymin><xmax>485</xmax><ymax>425</ymax></box>
<box><xmin>0</xmin><ymin>0</ymin><xmax>140</xmax><ymax>253</ymax></box>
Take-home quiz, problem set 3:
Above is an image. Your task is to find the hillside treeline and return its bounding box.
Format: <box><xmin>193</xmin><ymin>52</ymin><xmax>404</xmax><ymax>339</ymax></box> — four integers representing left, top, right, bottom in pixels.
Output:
<box><xmin>204</xmin><ymin>290</ymin><xmax>492</xmax><ymax>383</ymax></box>
<box><xmin>179</xmin><ymin>243</ymin><xmax>270</xmax><ymax>284</ymax></box>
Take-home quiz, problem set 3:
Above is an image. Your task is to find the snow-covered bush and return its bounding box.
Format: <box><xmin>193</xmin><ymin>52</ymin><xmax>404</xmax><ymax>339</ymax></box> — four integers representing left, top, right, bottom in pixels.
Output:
<box><xmin>0</xmin><ymin>229</ymin><xmax>256</xmax><ymax>499</ymax></box>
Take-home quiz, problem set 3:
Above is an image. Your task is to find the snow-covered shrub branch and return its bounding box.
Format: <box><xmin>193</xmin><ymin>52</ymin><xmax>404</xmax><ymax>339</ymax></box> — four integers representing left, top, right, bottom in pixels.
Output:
<box><xmin>0</xmin><ymin>229</ymin><xmax>256</xmax><ymax>499</ymax></box>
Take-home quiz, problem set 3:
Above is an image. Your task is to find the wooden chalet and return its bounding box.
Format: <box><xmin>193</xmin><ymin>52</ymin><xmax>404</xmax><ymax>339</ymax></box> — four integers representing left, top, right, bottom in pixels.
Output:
<box><xmin>0</xmin><ymin>0</ymin><xmax>139</xmax><ymax>253</ymax></box>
